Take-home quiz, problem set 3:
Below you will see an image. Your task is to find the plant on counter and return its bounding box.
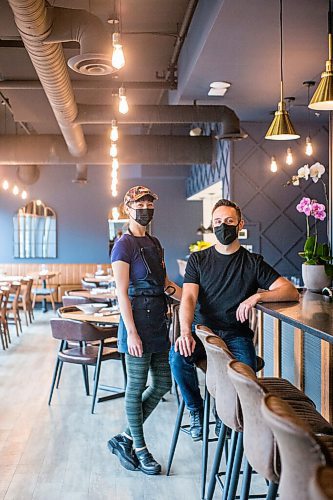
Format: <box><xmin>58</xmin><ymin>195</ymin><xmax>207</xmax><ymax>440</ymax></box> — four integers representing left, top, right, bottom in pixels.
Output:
<box><xmin>286</xmin><ymin>162</ymin><xmax>333</xmax><ymax>277</ymax></box>
<box><xmin>189</xmin><ymin>240</ymin><xmax>212</xmax><ymax>253</ymax></box>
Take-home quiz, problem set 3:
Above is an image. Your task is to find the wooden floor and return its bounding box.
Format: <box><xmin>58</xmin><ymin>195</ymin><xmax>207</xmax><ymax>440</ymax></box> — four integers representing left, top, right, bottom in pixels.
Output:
<box><xmin>0</xmin><ymin>311</ymin><xmax>265</xmax><ymax>500</ymax></box>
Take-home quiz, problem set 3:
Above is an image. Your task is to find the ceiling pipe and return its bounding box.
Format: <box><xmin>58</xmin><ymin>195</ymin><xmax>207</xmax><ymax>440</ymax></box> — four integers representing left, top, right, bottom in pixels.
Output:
<box><xmin>73</xmin><ymin>164</ymin><xmax>88</xmax><ymax>184</ymax></box>
<box><xmin>7</xmin><ymin>0</ymin><xmax>87</xmax><ymax>157</ymax></box>
<box><xmin>75</xmin><ymin>104</ymin><xmax>244</xmax><ymax>139</ymax></box>
<box><xmin>0</xmin><ymin>80</ymin><xmax>176</xmax><ymax>90</ymax></box>
<box><xmin>0</xmin><ymin>135</ymin><xmax>214</xmax><ymax>165</ymax></box>
<box><xmin>44</xmin><ymin>7</ymin><xmax>114</xmax><ymax>76</ymax></box>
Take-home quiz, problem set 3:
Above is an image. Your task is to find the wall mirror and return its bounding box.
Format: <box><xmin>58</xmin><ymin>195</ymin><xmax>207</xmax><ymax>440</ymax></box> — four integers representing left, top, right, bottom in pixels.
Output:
<box><xmin>13</xmin><ymin>200</ymin><xmax>57</xmax><ymax>258</ymax></box>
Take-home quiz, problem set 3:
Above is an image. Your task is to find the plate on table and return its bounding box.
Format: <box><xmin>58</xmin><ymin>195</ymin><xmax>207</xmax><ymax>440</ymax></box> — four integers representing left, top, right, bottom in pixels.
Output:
<box><xmin>76</xmin><ymin>303</ymin><xmax>108</xmax><ymax>315</ymax></box>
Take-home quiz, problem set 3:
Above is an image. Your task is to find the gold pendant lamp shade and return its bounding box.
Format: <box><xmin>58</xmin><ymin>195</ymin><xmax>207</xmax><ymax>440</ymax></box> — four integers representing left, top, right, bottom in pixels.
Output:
<box><xmin>309</xmin><ymin>30</ymin><xmax>333</xmax><ymax>110</ymax></box>
<box><xmin>265</xmin><ymin>100</ymin><xmax>299</xmax><ymax>140</ymax></box>
<box><xmin>265</xmin><ymin>0</ymin><xmax>299</xmax><ymax>141</ymax></box>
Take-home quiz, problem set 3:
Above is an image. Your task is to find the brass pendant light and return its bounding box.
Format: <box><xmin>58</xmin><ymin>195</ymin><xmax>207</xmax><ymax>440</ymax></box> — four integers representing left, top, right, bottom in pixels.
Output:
<box><xmin>309</xmin><ymin>0</ymin><xmax>333</xmax><ymax>110</ymax></box>
<box><xmin>265</xmin><ymin>0</ymin><xmax>300</xmax><ymax>140</ymax></box>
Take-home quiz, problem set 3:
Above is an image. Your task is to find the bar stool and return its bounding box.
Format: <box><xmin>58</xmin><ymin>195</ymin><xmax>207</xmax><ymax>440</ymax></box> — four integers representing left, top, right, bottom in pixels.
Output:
<box><xmin>228</xmin><ymin>361</ymin><xmax>333</xmax><ymax>500</ymax></box>
<box><xmin>310</xmin><ymin>466</ymin><xmax>333</xmax><ymax>500</ymax></box>
<box><xmin>166</xmin><ymin>324</ymin><xmax>211</xmax><ymax>500</ymax></box>
<box><xmin>262</xmin><ymin>394</ymin><xmax>333</xmax><ymax>500</ymax></box>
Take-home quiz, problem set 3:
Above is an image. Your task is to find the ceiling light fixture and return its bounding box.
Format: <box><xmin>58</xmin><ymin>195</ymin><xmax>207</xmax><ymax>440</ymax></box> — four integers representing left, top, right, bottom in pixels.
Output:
<box><xmin>118</xmin><ymin>86</ymin><xmax>129</xmax><ymax>114</ymax></box>
<box><xmin>12</xmin><ymin>185</ymin><xmax>19</xmax><ymax>196</ymax></box>
<box><xmin>110</xmin><ymin>142</ymin><xmax>118</xmax><ymax>158</ymax></box>
<box><xmin>21</xmin><ymin>190</ymin><xmax>27</xmax><ymax>200</ymax></box>
<box><xmin>110</xmin><ymin>119</ymin><xmax>119</xmax><ymax>142</ymax></box>
<box><xmin>189</xmin><ymin>126</ymin><xmax>202</xmax><ymax>136</ymax></box>
<box><xmin>208</xmin><ymin>81</ymin><xmax>231</xmax><ymax>97</ymax></box>
<box><xmin>265</xmin><ymin>0</ymin><xmax>300</xmax><ymax>140</ymax></box>
<box><xmin>304</xmin><ymin>81</ymin><xmax>315</xmax><ymax>155</ymax></box>
<box><xmin>286</xmin><ymin>147</ymin><xmax>293</xmax><ymax>165</ymax></box>
<box><xmin>309</xmin><ymin>0</ymin><xmax>333</xmax><ymax>110</ymax></box>
<box><xmin>2</xmin><ymin>180</ymin><xmax>9</xmax><ymax>190</ymax></box>
<box><xmin>112</xmin><ymin>32</ymin><xmax>125</xmax><ymax>70</ymax></box>
<box><xmin>270</xmin><ymin>156</ymin><xmax>278</xmax><ymax>172</ymax></box>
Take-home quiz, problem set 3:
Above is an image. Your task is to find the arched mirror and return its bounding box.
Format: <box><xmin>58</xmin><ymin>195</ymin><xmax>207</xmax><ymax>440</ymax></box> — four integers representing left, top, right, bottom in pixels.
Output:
<box><xmin>13</xmin><ymin>200</ymin><xmax>57</xmax><ymax>258</ymax></box>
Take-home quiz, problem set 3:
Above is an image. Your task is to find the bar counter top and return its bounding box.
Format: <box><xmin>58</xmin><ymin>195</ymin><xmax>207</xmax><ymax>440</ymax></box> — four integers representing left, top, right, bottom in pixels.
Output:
<box><xmin>256</xmin><ymin>291</ymin><xmax>333</xmax><ymax>344</ymax></box>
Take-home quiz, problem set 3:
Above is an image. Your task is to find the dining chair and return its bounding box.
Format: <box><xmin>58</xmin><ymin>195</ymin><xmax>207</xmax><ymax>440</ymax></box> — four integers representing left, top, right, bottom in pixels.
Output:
<box><xmin>49</xmin><ymin>318</ymin><xmax>122</xmax><ymax>413</ymax></box>
<box><xmin>7</xmin><ymin>282</ymin><xmax>23</xmax><ymax>336</ymax></box>
<box><xmin>32</xmin><ymin>274</ymin><xmax>56</xmax><ymax>311</ymax></box>
<box><xmin>0</xmin><ymin>287</ymin><xmax>11</xmax><ymax>348</ymax></box>
<box><xmin>18</xmin><ymin>277</ymin><xmax>34</xmax><ymax>325</ymax></box>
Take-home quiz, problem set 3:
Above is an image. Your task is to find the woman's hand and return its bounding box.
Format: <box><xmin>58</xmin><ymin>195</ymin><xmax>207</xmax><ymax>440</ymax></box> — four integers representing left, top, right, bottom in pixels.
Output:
<box><xmin>127</xmin><ymin>332</ymin><xmax>143</xmax><ymax>357</ymax></box>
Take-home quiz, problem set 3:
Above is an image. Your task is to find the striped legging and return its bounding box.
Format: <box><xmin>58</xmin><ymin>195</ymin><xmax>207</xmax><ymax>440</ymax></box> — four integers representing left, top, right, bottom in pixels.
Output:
<box><xmin>124</xmin><ymin>351</ymin><xmax>172</xmax><ymax>449</ymax></box>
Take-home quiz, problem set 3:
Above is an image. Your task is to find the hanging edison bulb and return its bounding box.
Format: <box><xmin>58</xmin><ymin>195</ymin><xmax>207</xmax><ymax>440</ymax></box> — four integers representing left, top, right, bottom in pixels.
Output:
<box><xmin>110</xmin><ymin>143</ymin><xmax>118</xmax><ymax>158</ymax></box>
<box><xmin>270</xmin><ymin>156</ymin><xmax>278</xmax><ymax>172</ymax></box>
<box><xmin>109</xmin><ymin>120</ymin><xmax>119</xmax><ymax>142</ymax></box>
<box><xmin>112</xmin><ymin>157</ymin><xmax>119</xmax><ymax>170</ymax></box>
<box><xmin>305</xmin><ymin>136</ymin><xmax>313</xmax><ymax>156</ymax></box>
<box><xmin>12</xmin><ymin>185</ymin><xmax>19</xmax><ymax>195</ymax></box>
<box><xmin>21</xmin><ymin>190</ymin><xmax>27</xmax><ymax>200</ymax></box>
<box><xmin>2</xmin><ymin>180</ymin><xmax>9</xmax><ymax>190</ymax></box>
<box><xmin>118</xmin><ymin>86</ymin><xmax>129</xmax><ymax>114</ymax></box>
<box><xmin>112</xmin><ymin>32</ymin><xmax>125</xmax><ymax>70</ymax></box>
<box><xmin>286</xmin><ymin>147</ymin><xmax>293</xmax><ymax>165</ymax></box>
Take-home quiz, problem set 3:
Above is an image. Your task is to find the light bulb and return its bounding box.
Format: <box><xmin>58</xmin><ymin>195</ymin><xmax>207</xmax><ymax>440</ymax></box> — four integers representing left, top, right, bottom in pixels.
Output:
<box><xmin>2</xmin><ymin>180</ymin><xmax>9</xmax><ymax>190</ymax></box>
<box><xmin>112</xmin><ymin>158</ymin><xmax>119</xmax><ymax>170</ymax></box>
<box><xmin>21</xmin><ymin>190</ymin><xmax>27</xmax><ymax>200</ymax></box>
<box><xmin>109</xmin><ymin>143</ymin><xmax>118</xmax><ymax>158</ymax></box>
<box><xmin>305</xmin><ymin>136</ymin><xmax>313</xmax><ymax>156</ymax></box>
<box><xmin>270</xmin><ymin>156</ymin><xmax>278</xmax><ymax>173</ymax></box>
<box><xmin>118</xmin><ymin>87</ymin><xmax>129</xmax><ymax>114</ymax></box>
<box><xmin>111</xmin><ymin>187</ymin><xmax>118</xmax><ymax>197</ymax></box>
<box><xmin>36</xmin><ymin>199</ymin><xmax>42</xmax><ymax>206</ymax></box>
<box><xmin>286</xmin><ymin>147</ymin><xmax>293</xmax><ymax>165</ymax></box>
<box><xmin>12</xmin><ymin>185</ymin><xmax>19</xmax><ymax>195</ymax></box>
<box><xmin>112</xmin><ymin>32</ymin><xmax>125</xmax><ymax>70</ymax></box>
<box><xmin>111</xmin><ymin>169</ymin><xmax>118</xmax><ymax>180</ymax></box>
<box><xmin>109</xmin><ymin>120</ymin><xmax>119</xmax><ymax>142</ymax></box>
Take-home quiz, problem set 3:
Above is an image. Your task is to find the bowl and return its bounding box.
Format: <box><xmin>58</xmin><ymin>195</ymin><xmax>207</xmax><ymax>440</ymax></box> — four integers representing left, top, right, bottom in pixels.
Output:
<box><xmin>76</xmin><ymin>303</ymin><xmax>108</xmax><ymax>314</ymax></box>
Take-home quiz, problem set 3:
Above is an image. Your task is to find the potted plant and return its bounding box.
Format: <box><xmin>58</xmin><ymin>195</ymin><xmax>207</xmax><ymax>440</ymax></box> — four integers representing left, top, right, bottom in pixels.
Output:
<box><xmin>287</xmin><ymin>162</ymin><xmax>333</xmax><ymax>291</ymax></box>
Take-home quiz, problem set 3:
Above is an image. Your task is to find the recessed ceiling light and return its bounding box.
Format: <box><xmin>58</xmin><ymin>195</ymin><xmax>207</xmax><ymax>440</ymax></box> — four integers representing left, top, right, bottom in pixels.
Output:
<box><xmin>210</xmin><ymin>81</ymin><xmax>231</xmax><ymax>89</ymax></box>
<box><xmin>208</xmin><ymin>88</ymin><xmax>228</xmax><ymax>97</ymax></box>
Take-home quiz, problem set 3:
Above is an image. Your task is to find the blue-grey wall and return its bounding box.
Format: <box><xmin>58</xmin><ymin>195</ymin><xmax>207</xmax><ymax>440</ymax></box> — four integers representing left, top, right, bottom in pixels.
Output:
<box><xmin>0</xmin><ymin>164</ymin><xmax>201</xmax><ymax>283</ymax></box>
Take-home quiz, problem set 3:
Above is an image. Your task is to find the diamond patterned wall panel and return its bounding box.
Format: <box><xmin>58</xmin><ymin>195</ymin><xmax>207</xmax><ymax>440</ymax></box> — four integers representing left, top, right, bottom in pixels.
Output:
<box><xmin>186</xmin><ymin>123</ymin><xmax>231</xmax><ymax>198</ymax></box>
<box><xmin>233</xmin><ymin>122</ymin><xmax>329</xmax><ymax>278</ymax></box>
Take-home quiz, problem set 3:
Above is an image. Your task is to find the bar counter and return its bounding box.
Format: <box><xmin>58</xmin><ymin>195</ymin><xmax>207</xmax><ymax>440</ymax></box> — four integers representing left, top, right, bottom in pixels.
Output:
<box><xmin>256</xmin><ymin>291</ymin><xmax>333</xmax><ymax>423</ymax></box>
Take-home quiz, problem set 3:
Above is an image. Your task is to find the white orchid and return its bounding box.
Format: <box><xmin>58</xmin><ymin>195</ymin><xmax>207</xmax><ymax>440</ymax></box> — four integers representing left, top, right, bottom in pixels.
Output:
<box><xmin>309</xmin><ymin>162</ymin><xmax>325</xmax><ymax>183</ymax></box>
<box><xmin>297</xmin><ymin>164</ymin><xmax>310</xmax><ymax>180</ymax></box>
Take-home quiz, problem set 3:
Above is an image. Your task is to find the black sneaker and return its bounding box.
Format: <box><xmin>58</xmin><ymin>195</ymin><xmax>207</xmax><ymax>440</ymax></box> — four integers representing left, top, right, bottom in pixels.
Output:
<box><xmin>135</xmin><ymin>448</ymin><xmax>161</xmax><ymax>475</ymax></box>
<box><xmin>215</xmin><ymin>418</ymin><xmax>232</xmax><ymax>439</ymax></box>
<box><xmin>107</xmin><ymin>434</ymin><xmax>139</xmax><ymax>471</ymax></box>
<box><xmin>189</xmin><ymin>409</ymin><xmax>203</xmax><ymax>441</ymax></box>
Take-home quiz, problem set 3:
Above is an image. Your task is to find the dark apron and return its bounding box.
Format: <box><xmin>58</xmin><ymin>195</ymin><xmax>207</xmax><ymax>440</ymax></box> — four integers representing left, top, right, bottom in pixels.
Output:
<box><xmin>117</xmin><ymin>232</ymin><xmax>169</xmax><ymax>354</ymax></box>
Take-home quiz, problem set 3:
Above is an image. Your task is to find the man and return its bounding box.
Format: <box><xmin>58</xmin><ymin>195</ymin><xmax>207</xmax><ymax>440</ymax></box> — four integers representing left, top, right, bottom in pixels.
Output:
<box><xmin>169</xmin><ymin>199</ymin><xmax>299</xmax><ymax>440</ymax></box>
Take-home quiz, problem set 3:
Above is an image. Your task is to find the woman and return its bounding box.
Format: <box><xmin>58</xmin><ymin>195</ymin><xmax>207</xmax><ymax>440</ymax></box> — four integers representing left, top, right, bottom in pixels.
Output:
<box><xmin>108</xmin><ymin>186</ymin><xmax>181</xmax><ymax>475</ymax></box>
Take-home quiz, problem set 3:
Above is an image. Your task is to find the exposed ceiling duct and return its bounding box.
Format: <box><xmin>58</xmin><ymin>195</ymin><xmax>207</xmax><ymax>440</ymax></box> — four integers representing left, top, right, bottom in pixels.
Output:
<box><xmin>73</xmin><ymin>164</ymin><xmax>88</xmax><ymax>184</ymax></box>
<box><xmin>7</xmin><ymin>0</ymin><xmax>114</xmax><ymax>158</ymax></box>
<box><xmin>0</xmin><ymin>135</ymin><xmax>214</xmax><ymax>165</ymax></box>
<box><xmin>44</xmin><ymin>7</ymin><xmax>114</xmax><ymax>76</ymax></box>
<box><xmin>75</xmin><ymin>104</ymin><xmax>245</xmax><ymax>139</ymax></box>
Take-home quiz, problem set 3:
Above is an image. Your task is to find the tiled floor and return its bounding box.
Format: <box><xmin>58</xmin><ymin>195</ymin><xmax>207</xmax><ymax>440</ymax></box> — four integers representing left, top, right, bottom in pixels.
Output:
<box><xmin>0</xmin><ymin>310</ymin><xmax>266</xmax><ymax>499</ymax></box>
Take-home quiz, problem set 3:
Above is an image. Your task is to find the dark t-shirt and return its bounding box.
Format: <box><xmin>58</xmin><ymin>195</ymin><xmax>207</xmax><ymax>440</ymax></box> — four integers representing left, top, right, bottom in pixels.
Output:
<box><xmin>111</xmin><ymin>233</ymin><xmax>157</xmax><ymax>283</ymax></box>
<box><xmin>184</xmin><ymin>245</ymin><xmax>280</xmax><ymax>337</ymax></box>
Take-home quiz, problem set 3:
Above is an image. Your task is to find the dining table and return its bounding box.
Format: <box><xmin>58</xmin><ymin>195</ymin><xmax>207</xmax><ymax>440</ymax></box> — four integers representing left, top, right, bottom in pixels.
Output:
<box><xmin>83</xmin><ymin>275</ymin><xmax>115</xmax><ymax>287</ymax></box>
<box><xmin>67</xmin><ymin>289</ymin><xmax>117</xmax><ymax>305</ymax></box>
<box><xmin>58</xmin><ymin>305</ymin><xmax>124</xmax><ymax>403</ymax></box>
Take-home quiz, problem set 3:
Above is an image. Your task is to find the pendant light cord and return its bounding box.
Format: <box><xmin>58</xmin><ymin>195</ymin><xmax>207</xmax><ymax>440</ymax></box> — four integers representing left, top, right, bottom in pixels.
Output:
<box><xmin>307</xmin><ymin>84</ymin><xmax>311</xmax><ymax>137</ymax></box>
<box><xmin>279</xmin><ymin>0</ymin><xmax>284</xmax><ymax>103</ymax></box>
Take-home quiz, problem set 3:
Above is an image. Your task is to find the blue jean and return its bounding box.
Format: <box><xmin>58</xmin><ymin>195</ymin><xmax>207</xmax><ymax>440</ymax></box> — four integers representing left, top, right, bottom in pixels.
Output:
<box><xmin>169</xmin><ymin>334</ymin><xmax>257</xmax><ymax>412</ymax></box>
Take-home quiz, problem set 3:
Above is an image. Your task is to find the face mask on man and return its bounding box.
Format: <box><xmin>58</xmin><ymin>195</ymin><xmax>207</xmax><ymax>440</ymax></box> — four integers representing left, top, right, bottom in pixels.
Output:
<box><xmin>214</xmin><ymin>222</ymin><xmax>239</xmax><ymax>245</ymax></box>
<box><xmin>133</xmin><ymin>208</ymin><xmax>154</xmax><ymax>226</ymax></box>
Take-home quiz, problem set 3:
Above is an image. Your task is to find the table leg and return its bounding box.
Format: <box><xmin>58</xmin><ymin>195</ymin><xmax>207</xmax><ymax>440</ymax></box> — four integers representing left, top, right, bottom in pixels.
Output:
<box><xmin>42</xmin><ymin>278</ymin><xmax>48</xmax><ymax>313</ymax></box>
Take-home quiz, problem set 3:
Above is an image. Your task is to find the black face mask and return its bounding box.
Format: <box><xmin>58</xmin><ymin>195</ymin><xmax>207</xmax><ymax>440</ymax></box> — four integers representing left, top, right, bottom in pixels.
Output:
<box><xmin>134</xmin><ymin>208</ymin><xmax>154</xmax><ymax>226</ymax></box>
<box><xmin>214</xmin><ymin>222</ymin><xmax>239</xmax><ymax>245</ymax></box>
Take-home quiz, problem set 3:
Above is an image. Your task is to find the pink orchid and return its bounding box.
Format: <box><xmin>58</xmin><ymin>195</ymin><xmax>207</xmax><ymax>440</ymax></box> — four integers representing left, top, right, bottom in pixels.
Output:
<box><xmin>296</xmin><ymin>197</ymin><xmax>312</xmax><ymax>216</ymax></box>
<box><xmin>311</xmin><ymin>202</ymin><xmax>326</xmax><ymax>221</ymax></box>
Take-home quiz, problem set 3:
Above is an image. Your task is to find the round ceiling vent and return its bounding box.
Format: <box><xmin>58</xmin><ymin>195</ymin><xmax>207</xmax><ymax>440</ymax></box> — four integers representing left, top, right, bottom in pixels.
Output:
<box><xmin>68</xmin><ymin>53</ymin><xmax>116</xmax><ymax>76</ymax></box>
